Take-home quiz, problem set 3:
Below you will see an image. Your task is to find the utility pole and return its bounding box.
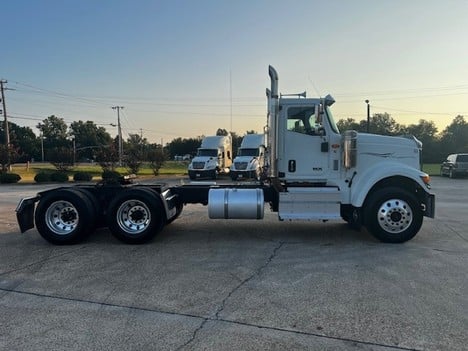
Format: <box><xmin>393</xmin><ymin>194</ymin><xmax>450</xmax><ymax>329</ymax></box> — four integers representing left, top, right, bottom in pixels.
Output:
<box><xmin>1</xmin><ymin>80</ymin><xmax>10</xmax><ymax>148</ymax></box>
<box><xmin>111</xmin><ymin>106</ymin><xmax>124</xmax><ymax>166</ymax></box>
<box><xmin>365</xmin><ymin>99</ymin><xmax>370</xmax><ymax>133</ymax></box>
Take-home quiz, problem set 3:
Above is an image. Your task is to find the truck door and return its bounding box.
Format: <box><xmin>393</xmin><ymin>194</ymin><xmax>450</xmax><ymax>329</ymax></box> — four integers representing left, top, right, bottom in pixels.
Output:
<box><xmin>279</xmin><ymin>105</ymin><xmax>330</xmax><ymax>181</ymax></box>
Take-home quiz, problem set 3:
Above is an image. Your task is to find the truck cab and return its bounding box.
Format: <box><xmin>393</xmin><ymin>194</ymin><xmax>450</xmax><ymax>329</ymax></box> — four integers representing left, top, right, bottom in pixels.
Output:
<box><xmin>277</xmin><ymin>96</ymin><xmax>341</xmax><ymax>183</ymax></box>
<box><xmin>188</xmin><ymin>135</ymin><xmax>232</xmax><ymax>180</ymax></box>
<box><xmin>230</xmin><ymin>134</ymin><xmax>266</xmax><ymax>180</ymax></box>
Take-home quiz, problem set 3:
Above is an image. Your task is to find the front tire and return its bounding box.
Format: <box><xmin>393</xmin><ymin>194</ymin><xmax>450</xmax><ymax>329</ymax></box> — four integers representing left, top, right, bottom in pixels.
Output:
<box><xmin>35</xmin><ymin>189</ymin><xmax>96</xmax><ymax>245</ymax></box>
<box><xmin>364</xmin><ymin>187</ymin><xmax>423</xmax><ymax>243</ymax></box>
<box><xmin>107</xmin><ymin>188</ymin><xmax>165</xmax><ymax>244</ymax></box>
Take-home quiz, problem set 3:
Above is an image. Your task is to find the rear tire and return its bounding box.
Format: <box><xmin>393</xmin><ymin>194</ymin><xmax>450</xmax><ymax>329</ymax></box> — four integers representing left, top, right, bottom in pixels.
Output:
<box><xmin>364</xmin><ymin>187</ymin><xmax>423</xmax><ymax>243</ymax></box>
<box><xmin>107</xmin><ymin>188</ymin><xmax>165</xmax><ymax>244</ymax></box>
<box><xmin>449</xmin><ymin>169</ymin><xmax>455</xmax><ymax>178</ymax></box>
<box><xmin>35</xmin><ymin>188</ymin><xmax>96</xmax><ymax>245</ymax></box>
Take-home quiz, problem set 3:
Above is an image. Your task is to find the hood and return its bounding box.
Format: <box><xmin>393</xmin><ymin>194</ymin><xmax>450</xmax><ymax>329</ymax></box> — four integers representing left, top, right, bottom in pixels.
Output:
<box><xmin>357</xmin><ymin>133</ymin><xmax>420</xmax><ymax>149</ymax></box>
<box><xmin>356</xmin><ymin>132</ymin><xmax>420</xmax><ymax>168</ymax></box>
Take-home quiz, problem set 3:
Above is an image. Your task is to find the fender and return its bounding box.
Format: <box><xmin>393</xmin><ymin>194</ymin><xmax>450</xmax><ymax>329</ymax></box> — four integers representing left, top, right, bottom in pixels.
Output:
<box><xmin>350</xmin><ymin>161</ymin><xmax>430</xmax><ymax>207</ymax></box>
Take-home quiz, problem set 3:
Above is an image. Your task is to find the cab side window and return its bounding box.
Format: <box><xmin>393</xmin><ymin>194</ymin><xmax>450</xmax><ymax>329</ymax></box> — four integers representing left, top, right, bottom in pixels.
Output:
<box><xmin>286</xmin><ymin>106</ymin><xmax>323</xmax><ymax>135</ymax></box>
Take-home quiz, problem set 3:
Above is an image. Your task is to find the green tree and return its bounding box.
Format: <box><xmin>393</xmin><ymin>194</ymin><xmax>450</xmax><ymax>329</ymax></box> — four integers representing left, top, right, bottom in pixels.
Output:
<box><xmin>69</xmin><ymin>120</ymin><xmax>112</xmax><ymax>160</ymax></box>
<box><xmin>95</xmin><ymin>144</ymin><xmax>119</xmax><ymax>172</ymax></box>
<box><xmin>0</xmin><ymin>122</ymin><xmax>40</xmax><ymax>162</ymax></box>
<box><xmin>216</xmin><ymin>128</ymin><xmax>229</xmax><ymax>136</ymax></box>
<box><xmin>0</xmin><ymin>145</ymin><xmax>19</xmax><ymax>173</ymax></box>
<box><xmin>48</xmin><ymin>146</ymin><xmax>74</xmax><ymax>171</ymax></box>
<box><xmin>337</xmin><ymin>113</ymin><xmax>402</xmax><ymax>135</ymax></box>
<box><xmin>146</xmin><ymin>144</ymin><xmax>167</xmax><ymax>176</ymax></box>
<box><xmin>439</xmin><ymin>115</ymin><xmax>468</xmax><ymax>157</ymax></box>
<box><xmin>123</xmin><ymin>134</ymin><xmax>149</xmax><ymax>174</ymax></box>
<box><xmin>337</xmin><ymin>118</ymin><xmax>363</xmax><ymax>132</ymax></box>
<box><xmin>402</xmin><ymin>119</ymin><xmax>439</xmax><ymax>163</ymax></box>
<box><xmin>37</xmin><ymin>115</ymin><xmax>69</xmax><ymax>153</ymax></box>
<box><xmin>369</xmin><ymin>113</ymin><xmax>403</xmax><ymax>135</ymax></box>
<box><xmin>166</xmin><ymin>137</ymin><xmax>202</xmax><ymax>158</ymax></box>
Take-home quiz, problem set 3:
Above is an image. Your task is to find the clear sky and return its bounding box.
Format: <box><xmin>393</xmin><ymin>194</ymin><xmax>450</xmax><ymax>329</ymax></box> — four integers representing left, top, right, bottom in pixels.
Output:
<box><xmin>2</xmin><ymin>0</ymin><xmax>468</xmax><ymax>144</ymax></box>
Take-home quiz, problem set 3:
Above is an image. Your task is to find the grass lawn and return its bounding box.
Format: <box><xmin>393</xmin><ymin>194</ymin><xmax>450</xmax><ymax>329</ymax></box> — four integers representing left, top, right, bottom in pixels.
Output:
<box><xmin>422</xmin><ymin>164</ymin><xmax>440</xmax><ymax>176</ymax></box>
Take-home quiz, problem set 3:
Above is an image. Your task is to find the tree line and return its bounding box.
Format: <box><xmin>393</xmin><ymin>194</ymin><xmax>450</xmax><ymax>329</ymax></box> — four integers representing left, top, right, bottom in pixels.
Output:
<box><xmin>1</xmin><ymin>112</ymin><xmax>467</xmax><ymax>173</ymax></box>
<box><xmin>0</xmin><ymin>115</ymin><xmax>166</xmax><ymax>175</ymax></box>
<box><xmin>337</xmin><ymin>113</ymin><xmax>468</xmax><ymax>163</ymax></box>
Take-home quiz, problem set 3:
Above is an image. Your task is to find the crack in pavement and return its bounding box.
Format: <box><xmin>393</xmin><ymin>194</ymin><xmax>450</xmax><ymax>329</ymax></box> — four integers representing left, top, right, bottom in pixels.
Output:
<box><xmin>174</xmin><ymin>241</ymin><xmax>286</xmax><ymax>350</ymax></box>
<box><xmin>0</xmin><ymin>287</ymin><xmax>422</xmax><ymax>351</ymax></box>
<box><xmin>0</xmin><ymin>246</ymin><xmax>87</xmax><ymax>277</ymax></box>
<box><xmin>214</xmin><ymin>241</ymin><xmax>285</xmax><ymax>320</ymax></box>
<box><xmin>0</xmin><ymin>246</ymin><xmax>87</xmax><ymax>301</ymax></box>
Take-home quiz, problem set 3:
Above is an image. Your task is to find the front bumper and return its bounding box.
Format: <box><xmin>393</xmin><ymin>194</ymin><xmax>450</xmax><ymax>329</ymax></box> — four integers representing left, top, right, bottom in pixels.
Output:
<box><xmin>231</xmin><ymin>170</ymin><xmax>257</xmax><ymax>180</ymax></box>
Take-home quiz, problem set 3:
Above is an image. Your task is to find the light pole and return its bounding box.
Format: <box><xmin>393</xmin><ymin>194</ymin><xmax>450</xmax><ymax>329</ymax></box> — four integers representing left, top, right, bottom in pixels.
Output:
<box><xmin>365</xmin><ymin>99</ymin><xmax>370</xmax><ymax>133</ymax></box>
<box><xmin>72</xmin><ymin>138</ymin><xmax>76</xmax><ymax>165</ymax></box>
<box><xmin>40</xmin><ymin>132</ymin><xmax>44</xmax><ymax>162</ymax></box>
<box><xmin>111</xmin><ymin>106</ymin><xmax>124</xmax><ymax>166</ymax></box>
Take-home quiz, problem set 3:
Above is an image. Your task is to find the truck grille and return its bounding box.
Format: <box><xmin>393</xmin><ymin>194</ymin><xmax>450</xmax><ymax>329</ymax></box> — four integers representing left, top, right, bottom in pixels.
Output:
<box><xmin>234</xmin><ymin>162</ymin><xmax>248</xmax><ymax>170</ymax></box>
<box><xmin>192</xmin><ymin>162</ymin><xmax>205</xmax><ymax>169</ymax></box>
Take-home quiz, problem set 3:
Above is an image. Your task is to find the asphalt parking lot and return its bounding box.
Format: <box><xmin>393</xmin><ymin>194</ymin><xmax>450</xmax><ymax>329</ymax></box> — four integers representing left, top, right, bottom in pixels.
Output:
<box><xmin>0</xmin><ymin>176</ymin><xmax>467</xmax><ymax>351</ymax></box>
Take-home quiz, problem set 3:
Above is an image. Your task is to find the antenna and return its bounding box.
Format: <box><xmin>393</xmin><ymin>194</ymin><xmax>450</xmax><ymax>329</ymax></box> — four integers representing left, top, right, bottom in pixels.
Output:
<box><xmin>308</xmin><ymin>76</ymin><xmax>321</xmax><ymax>98</ymax></box>
<box><xmin>230</xmin><ymin>69</ymin><xmax>232</xmax><ymax>132</ymax></box>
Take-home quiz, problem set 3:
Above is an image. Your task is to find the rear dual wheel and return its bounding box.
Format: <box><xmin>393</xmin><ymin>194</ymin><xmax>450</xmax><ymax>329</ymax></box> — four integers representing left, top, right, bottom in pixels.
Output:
<box><xmin>107</xmin><ymin>188</ymin><xmax>165</xmax><ymax>244</ymax></box>
<box><xmin>35</xmin><ymin>188</ymin><xmax>97</xmax><ymax>245</ymax></box>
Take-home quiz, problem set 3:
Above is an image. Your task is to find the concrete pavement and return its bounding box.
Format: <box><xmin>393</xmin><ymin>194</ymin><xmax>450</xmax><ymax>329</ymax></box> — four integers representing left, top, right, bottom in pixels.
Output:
<box><xmin>0</xmin><ymin>177</ymin><xmax>467</xmax><ymax>350</ymax></box>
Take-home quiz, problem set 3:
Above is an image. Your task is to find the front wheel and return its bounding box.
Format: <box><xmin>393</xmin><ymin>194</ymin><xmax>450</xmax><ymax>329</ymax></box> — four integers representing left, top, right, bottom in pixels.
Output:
<box><xmin>364</xmin><ymin>187</ymin><xmax>423</xmax><ymax>243</ymax></box>
<box><xmin>107</xmin><ymin>188</ymin><xmax>165</xmax><ymax>244</ymax></box>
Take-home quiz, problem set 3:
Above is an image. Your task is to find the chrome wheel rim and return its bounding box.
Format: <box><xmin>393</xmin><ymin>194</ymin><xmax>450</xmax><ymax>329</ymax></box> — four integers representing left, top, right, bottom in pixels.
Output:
<box><xmin>377</xmin><ymin>199</ymin><xmax>413</xmax><ymax>234</ymax></box>
<box><xmin>116</xmin><ymin>200</ymin><xmax>151</xmax><ymax>234</ymax></box>
<box><xmin>45</xmin><ymin>200</ymin><xmax>79</xmax><ymax>235</ymax></box>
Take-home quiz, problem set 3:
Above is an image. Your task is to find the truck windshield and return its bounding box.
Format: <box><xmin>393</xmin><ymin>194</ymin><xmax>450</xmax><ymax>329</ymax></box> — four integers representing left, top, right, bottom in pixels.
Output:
<box><xmin>325</xmin><ymin>106</ymin><xmax>340</xmax><ymax>134</ymax></box>
<box><xmin>238</xmin><ymin>148</ymin><xmax>259</xmax><ymax>157</ymax></box>
<box><xmin>197</xmin><ymin>149</ymin><xmax>218</xmax><ymax>157</ymax></box>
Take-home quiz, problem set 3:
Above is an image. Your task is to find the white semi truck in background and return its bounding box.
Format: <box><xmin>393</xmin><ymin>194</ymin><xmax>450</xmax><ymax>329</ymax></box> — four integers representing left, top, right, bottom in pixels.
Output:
<box><xmin>230</xmin><ymin>134</ymin><xmax>265</xmax><ymax>180</ymax></box>
<box><xmin>16</xmin><ymin>66</ymin><xmax>435</xmax><ymax>245</ymax></box>
<box><xmin>188</xmin><ymin>135</ymin><xmax>232</xmax><ymax>180</ymax></box>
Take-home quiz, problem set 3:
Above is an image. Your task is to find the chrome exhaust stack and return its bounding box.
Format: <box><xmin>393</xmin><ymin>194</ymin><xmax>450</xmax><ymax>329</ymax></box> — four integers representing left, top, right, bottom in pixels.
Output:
<box><xmin>267</xmin><ymin>65</ymin><xmax>279</xmax><ymax>178</ymax></box>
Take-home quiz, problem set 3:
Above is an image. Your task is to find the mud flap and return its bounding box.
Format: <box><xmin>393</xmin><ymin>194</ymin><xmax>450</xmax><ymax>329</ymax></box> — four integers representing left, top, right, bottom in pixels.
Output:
<box><xmin>16</xmin><ymin>197</ymin><xmax>38</xmax><ymax>233</ymax></box>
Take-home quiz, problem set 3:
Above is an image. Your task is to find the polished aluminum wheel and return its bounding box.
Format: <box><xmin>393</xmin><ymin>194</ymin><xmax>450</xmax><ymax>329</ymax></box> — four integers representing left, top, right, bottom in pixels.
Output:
<box><xmin>116</xmin><ymin>199</ymin><xmax>151</xmax><ymax>234</ymax></box>
<box><xmin>377</xmin><ymin>198</ymin><xmax>413</xmax><ymax>234</ymax></box>
<box><xmin>45</xmin><ymin>200</ymin><xmax>79</xmax><ymax>235</ymax></box>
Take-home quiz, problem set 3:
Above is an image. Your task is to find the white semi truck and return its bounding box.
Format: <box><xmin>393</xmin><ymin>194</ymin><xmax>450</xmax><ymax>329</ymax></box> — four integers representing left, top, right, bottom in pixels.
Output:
<box><xmin>230</xmin><ymin>134</ymin><xmax>265</xmax><ymax>180</ymax></box>
<box><xmin>188</xmin><ymin>135</ymin><xmax>232</xmax><ymax>180</ymax></box>
<box><xmin>16</xmin><ymin>66</ymin><xmax>434</xmax><ymax>245</ymax></box>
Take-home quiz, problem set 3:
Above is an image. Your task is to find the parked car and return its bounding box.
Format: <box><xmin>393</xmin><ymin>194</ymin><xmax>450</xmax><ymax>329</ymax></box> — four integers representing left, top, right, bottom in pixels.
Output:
<box><xmin>440</xmin><ymin>153</ymin><xmax>468</xmax><ymax>178</ymax></box>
